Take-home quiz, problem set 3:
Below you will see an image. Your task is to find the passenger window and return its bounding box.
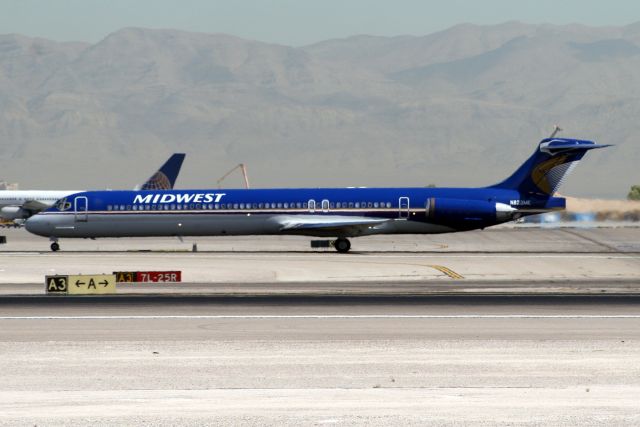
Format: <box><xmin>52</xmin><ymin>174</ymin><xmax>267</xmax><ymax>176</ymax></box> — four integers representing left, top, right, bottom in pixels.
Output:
<box><xmin>374</xmin><ymin>202</ymin><xmax>379</xmax><ymax>208</ymax></box>
<box><xmin>221</xmin><ymin>204</ymin><xmax>226</xmax><ymax>209</ymax></box>
<box><xmin>330</xmin><ymin>202</ymin><xmax>335</xmax><ymax>209</ymax></box>
<box><xmin>349</xmin><ymin>202</ymin><xmax>354</xmax><ymax>208</ymax></box>
<box><xmin>355</xmin><ymin>202</ymin><xmax>360</xmax><ymax>208</ymax></box>
<box><xmin>107</xmin><ymin>205</ymin><xmax>112</xmax><ymax>211</ymax></box>
<box><xmin>303</xmin><ymin>202</ymin><xmax>308</xmax><ymax>209</ymax></box>
<box><xmin>277</xmin><ymin>203</ymin><xmax>283</xmax><ymax>208</ymax></box>
<box><xmin>386</xmin><ymin>202</ymin><xmax>392</xmax><ymax>208</ymax></box>
<box><xmin>284</xmin><ymin>203</ymin><xmax>289</xmax><ymax>209</ymax></box>
<box><xmin>233</xmin><ymin>204</ymin><xmax>239</xmax><ymax>209</ymax></box>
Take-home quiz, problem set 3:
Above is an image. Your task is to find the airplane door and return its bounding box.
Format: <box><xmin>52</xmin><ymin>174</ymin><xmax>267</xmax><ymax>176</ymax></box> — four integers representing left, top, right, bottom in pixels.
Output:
<box><xmin>399</xmin><ymin>197</ymin><xmax>410</xmax><ymax>218</ymax></box>
<box><xmin>308</xmin><ymin>199</ymin><xmax>316</xmax><ymax>213</ymax></box>
<box><xmin>321</xmin><ymin>199</ymin><xmax>329</xmax><ymax>213</ymax></box>
<box><xmin>74</xmin><ymin>196</ymin><xmax>88</xmax><ymax>222</ymax></box>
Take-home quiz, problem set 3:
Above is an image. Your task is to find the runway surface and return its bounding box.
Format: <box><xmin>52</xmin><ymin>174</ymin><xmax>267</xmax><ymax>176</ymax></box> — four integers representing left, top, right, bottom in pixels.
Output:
<box><xmin>2</xmin><ymin>227</ymin><xmax>640</xmax><ymax>424</ymax></box>
<box><xmin>1</xmin><ymin>295</ymin><xmax>640</xmax><ymax>425</ymax></box>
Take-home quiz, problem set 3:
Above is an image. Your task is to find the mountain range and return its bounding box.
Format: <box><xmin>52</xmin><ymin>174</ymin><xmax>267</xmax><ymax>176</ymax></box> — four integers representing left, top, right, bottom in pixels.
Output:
<box><xmin>1</xmin><ymin>22</ymin><xmax>638</xmax><ymax>198</ymax></box>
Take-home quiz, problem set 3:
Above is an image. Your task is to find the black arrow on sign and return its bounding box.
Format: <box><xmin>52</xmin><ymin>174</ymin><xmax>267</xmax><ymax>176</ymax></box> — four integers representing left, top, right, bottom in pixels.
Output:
<box><xmin>100</xmin><ymin>280</ymin><xmax>109</xmax><ymax>287</ymax></box>
<box><xmin>75</xmin><ymin>280</ymin><xmax>85</xmax><ymax>287</ymax></box>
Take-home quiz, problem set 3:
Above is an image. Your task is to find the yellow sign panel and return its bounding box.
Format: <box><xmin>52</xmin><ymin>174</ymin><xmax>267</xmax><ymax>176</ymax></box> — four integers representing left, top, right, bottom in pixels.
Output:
<box><xmin>67</xmin><ymin>274</ymin><xmax>116</xmax><ymax>295</ymax></box>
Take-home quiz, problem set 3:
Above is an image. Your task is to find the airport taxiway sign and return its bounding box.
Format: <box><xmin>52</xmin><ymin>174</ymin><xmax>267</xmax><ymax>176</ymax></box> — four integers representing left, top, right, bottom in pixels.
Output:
<box><xmin>67</xmin><ymin>274</ymin><xmax>116</xmax><ymax>295</ymax></box>
<box><xmin>113</xmin><ymin>271</ymin><xmax>182</xmax><ymax>283</ymax></box>
<box><xmin>114</xmin><ymin>271</ymin><xmax>136</xmax><ymax>283</ymax></box>
<box><xmin>45</xmin><ymin>275</ymin><xmax>68</xmax><ymax>294</ymax></box>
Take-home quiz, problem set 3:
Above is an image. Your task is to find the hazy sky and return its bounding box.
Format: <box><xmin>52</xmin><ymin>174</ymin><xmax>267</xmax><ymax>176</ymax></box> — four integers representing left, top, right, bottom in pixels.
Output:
<box><xmin>3</xmin><ymin>0</ymin><xmax>640</xmax><ymax>46</ymax></box>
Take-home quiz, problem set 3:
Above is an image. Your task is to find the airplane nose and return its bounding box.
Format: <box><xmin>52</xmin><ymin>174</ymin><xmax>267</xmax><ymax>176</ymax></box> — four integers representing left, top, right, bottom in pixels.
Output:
<box><xmin>25</xmin><ymin>215</ymin><xmax>53</xmax><ymax>237</ymax></box>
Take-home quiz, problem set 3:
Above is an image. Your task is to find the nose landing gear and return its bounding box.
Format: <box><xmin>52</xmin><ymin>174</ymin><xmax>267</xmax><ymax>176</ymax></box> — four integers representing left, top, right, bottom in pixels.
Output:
<box><xmin>334</xmin><ymin>238</ymin><xmax>351</xmax><ymax>253</ymax></box>
<box><xmin>50</xmin><ymin>238</ymin><xmax>60</xmax><ymax>252</ymax></box>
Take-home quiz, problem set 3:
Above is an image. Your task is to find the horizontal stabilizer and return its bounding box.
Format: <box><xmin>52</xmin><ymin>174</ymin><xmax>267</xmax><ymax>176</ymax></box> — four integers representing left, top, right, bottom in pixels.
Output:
<box><xmin>539</xmin><ymin>139</ymin><xmax>611</xmax><ymax>154</ymax></box>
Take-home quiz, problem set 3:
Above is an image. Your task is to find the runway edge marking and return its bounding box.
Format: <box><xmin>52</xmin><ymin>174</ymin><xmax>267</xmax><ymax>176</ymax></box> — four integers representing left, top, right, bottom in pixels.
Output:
<box><xmin>2</xmin><ymin>315</ymin><xmax>640</xmax><ymax>320</ymax></box>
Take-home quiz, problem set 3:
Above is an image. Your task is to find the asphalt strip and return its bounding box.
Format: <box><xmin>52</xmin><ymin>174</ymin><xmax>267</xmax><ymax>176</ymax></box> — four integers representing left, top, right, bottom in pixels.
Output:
<box><xmin>2</xmin><ymin>314</ymin><xmax>640</xmax><ymax>320</ymax></box>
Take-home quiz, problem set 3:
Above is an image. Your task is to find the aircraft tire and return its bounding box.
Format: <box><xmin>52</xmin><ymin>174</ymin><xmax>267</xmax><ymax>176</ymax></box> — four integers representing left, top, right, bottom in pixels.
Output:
<box><xmin>334</xmin><ymin>238</ymin><xmax>351</xmax><ymax>253</ymax></box>
<box><xmin>50</xmin><ymin>242</ymin><xmax>60</xmax><ymax>252</ymax></box>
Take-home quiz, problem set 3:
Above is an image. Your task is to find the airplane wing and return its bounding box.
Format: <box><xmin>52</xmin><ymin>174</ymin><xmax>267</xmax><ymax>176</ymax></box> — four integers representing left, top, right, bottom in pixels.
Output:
<box><xmin>21</xmin><ymin>200</ymin><xmax>51</xmax><ymax>212</ymax></box>
<box><xmin>273</xmin><ymin>215</ymin><xmax>390</xmax><ymax>236</ymax></box>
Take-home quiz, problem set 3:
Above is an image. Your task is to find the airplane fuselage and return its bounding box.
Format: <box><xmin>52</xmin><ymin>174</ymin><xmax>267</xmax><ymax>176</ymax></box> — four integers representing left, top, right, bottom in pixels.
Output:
<box><xmin>24</xmin><ymin>186</ymin><xmax>563</xmax><ymax>239</ymax></box>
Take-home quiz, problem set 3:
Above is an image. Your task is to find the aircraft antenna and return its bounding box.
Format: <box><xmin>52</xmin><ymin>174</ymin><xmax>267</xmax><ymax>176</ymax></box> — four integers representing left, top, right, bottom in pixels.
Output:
<box><xmin>216</xmin><ymin>163</ymin><xmax>250</xmax><ymax>189</ymax></box>
<box><xmin>549</xmin><ymin>125</ymin><xmax>562</xmax><ymax>138</ymax></box>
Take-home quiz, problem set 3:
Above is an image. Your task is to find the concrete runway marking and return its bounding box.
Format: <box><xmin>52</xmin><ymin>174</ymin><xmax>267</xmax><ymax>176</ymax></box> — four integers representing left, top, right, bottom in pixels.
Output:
<box><xmin>3</xmin><ymin>253</ymin><xmax>639</xmax><ymax>259</ymax></box>
<box><xmin>2</xmin><ymin>315</ymin><xmax>640</xmax><ymax>320</ymax></box>
<box><xmin>428</xmin><ymin>265</ymin><xmax>465</xmax><ymax>279</ymax></box>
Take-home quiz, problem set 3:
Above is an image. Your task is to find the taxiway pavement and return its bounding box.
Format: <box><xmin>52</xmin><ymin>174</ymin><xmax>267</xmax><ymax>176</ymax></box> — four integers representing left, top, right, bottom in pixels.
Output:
<box><xmin>1</xmin><ymin>227</ymin><xmax>639</xmax><ymax>286</ymax></box>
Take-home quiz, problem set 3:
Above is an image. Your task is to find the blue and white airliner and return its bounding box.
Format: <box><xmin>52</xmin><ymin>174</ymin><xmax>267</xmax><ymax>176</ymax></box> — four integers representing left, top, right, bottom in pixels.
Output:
<box><xmin>25</xmin><ymin>137</ymin><xmax>608</xmax><ymax>252</ymax></box>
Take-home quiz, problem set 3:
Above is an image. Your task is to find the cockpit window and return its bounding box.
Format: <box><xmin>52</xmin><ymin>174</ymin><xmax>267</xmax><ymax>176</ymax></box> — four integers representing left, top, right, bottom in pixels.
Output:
<box><xmin>55</xmin><ymin>198</ymin><xmax>72</xmax><ymax>211</ymax></box>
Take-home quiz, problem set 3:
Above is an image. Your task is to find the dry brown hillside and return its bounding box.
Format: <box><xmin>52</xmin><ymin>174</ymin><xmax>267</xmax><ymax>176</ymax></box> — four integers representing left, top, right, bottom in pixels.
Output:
<box><xmin>1</xmin><ymin>24</ymin><xmax>637</xmax><ymax>197</ymax></box>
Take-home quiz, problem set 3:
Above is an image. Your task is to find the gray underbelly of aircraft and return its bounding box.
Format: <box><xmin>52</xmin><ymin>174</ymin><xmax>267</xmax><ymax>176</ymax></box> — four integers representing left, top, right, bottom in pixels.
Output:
<box><xmin>33</xmin><ymin>213</ymin><xmax>456</xmax><ymax>238</ymax></box>
<box><xmin>41</xmin><ymin>213</ymin><xmax>280</xmax><ymax>238</ymax></box>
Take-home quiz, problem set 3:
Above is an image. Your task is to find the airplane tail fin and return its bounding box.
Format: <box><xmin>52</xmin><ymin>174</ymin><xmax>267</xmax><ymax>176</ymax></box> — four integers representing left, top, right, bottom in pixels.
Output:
<box><xmin>139</xmin><ymin>153</ymin><xmax>186</xmax><ymax>190</ymax></box>
<box><xmin>489</xmin><ymin>138</ymin><xmax>610</xmax><ymax>196</ymax></box>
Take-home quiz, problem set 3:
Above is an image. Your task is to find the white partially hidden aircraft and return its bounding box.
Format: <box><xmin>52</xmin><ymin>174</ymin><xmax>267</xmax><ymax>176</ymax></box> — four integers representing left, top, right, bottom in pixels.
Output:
<box><xmin>0</xmin><ymin>153</ymin><xmax>185</xmax><ymax>223</ymax></box>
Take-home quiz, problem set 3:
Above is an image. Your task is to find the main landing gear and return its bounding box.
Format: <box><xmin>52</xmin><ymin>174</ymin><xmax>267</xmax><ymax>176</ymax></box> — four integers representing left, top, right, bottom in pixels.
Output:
<box><xmin>334</xmin><ymin>237</ymin><xmax>351</xmax><ymax>253</ymax></box>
